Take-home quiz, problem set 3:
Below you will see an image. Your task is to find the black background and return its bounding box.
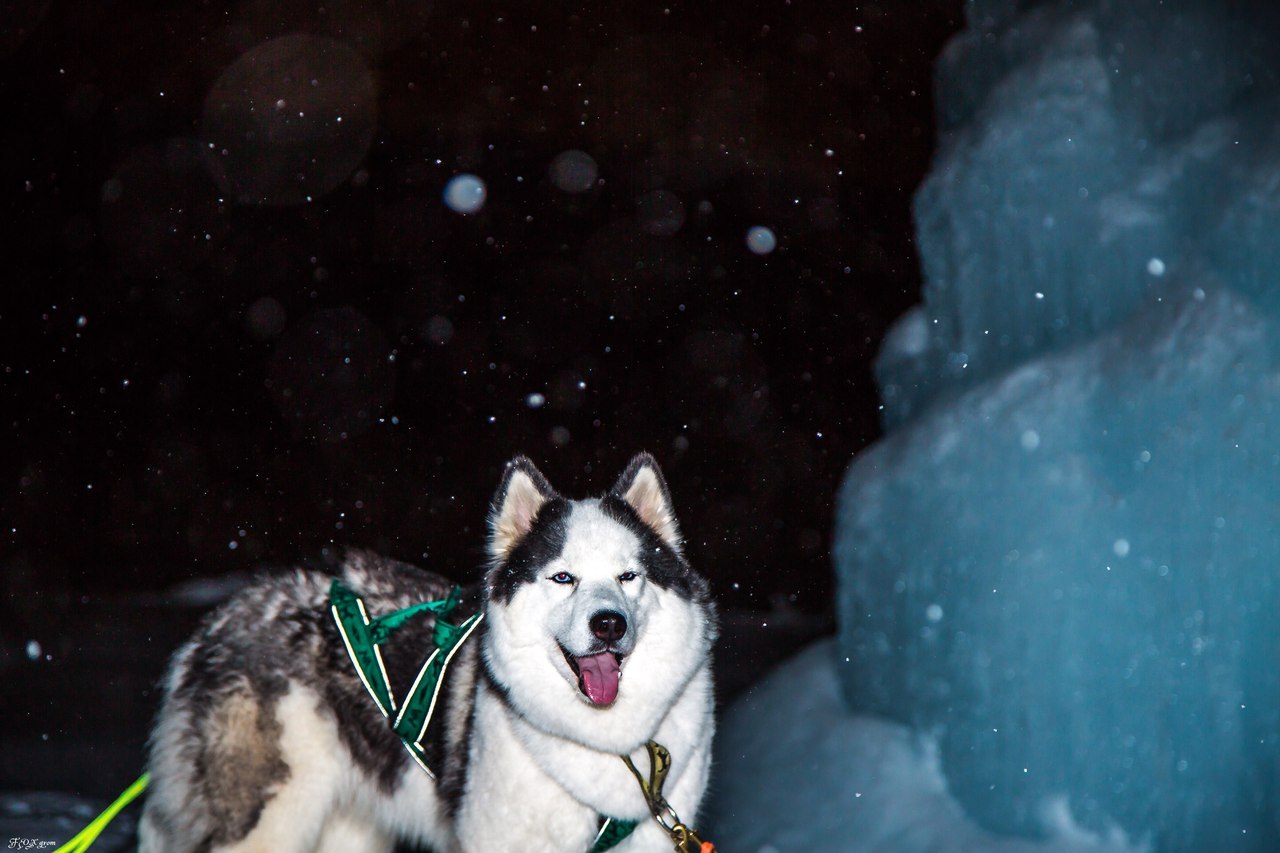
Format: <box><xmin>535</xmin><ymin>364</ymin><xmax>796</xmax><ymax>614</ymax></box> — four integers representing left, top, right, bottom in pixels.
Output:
<box><xmin>2</xmin><ymin>0</ymin><xmax>963</xmax><ymax>615</ymax></box>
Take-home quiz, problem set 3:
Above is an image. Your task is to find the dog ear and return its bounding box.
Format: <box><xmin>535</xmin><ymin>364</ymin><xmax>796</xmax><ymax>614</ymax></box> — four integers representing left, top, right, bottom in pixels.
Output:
<box><xmin>611</xmin><ymin>452</ymin><xmax>682</xmax><ymax>552</ymax></box>
<box><xmin>489</xmin><ymin>456</ymin><xmax>558</xmax><ymax>560</ymax></box>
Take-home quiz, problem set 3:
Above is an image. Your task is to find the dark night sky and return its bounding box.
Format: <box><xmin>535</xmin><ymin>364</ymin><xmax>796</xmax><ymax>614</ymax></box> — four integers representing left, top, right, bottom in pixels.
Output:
<box><xmin>1</xmin><ymin>0</ymin><xmax>963</xmax><ymax>613</ymax></box>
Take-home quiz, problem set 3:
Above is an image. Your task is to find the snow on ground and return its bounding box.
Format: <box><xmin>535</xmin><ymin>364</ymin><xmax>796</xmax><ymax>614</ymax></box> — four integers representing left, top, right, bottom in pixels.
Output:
<box><xmin>706</xmin><ymin>640</ymin><xmax>1139</xmax><ymax>853</ymax></box>
<box><xmin>0</xmin><ymin>791</ymin><xmax>135</xmax><ymax>852</ymax></box>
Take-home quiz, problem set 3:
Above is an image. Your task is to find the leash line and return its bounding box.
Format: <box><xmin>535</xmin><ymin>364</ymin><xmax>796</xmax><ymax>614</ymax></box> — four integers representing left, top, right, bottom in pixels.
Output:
<box><xmin>50</xmin><ymin>772</ymin><xmax>149</xmax><ymax>853</ymax></box>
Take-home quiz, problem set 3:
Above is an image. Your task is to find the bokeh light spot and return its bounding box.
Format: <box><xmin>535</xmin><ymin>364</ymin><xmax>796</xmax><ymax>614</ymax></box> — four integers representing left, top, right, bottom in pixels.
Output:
<box><xmin>637</xmin><ymin>189</ymin><xmax>686</xmax><ymax>237</ymax></box>
<box><xmin>746</xmin><ymin>225</ymin><xmax>777</xmax><ymax>255</ymax></box>
<box><xmin>444</xmin><ymin>174</ymin><xmax>487</xmax><ymax>215</ymax></box>
<box><xmin>548</xmin><ymin>150</ymin><xmax>599</xmax><ymax>194</ymax></box>
<box><xmin>201</xmin><ymin>34</ymin><xmax>376</xmax><ymax>206</ymax></box>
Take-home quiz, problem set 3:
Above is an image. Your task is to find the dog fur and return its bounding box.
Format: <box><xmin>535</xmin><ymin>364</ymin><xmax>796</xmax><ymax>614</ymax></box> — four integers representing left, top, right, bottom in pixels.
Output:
<box><xmin>138</xmin><ymin>453</ymin><xmax>717</xmax><ymax>852</ymax></box>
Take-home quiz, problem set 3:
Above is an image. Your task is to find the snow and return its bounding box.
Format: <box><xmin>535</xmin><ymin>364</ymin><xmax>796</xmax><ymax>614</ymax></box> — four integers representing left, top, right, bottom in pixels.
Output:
<box><xmin>0</xmin><ymin>792</ymin><xmax>135</xmax><ymax>852</ymax></box>
<box><xmin>707</xmin><ymin>641</ymin><xmax>1136</xmax><ymax>853</ymax></box>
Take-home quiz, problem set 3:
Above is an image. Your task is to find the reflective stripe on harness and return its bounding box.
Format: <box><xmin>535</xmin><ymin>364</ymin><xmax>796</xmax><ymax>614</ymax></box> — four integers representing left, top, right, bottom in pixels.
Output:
<box><xmin>590</xmin><ymin>815</ymin><xmax>639</xmax><ymax>852</ymax></box>
<box><xmin>329</xmin><ymin>579</ymin><xmax>482</xmax><ymax>778</ymax></box>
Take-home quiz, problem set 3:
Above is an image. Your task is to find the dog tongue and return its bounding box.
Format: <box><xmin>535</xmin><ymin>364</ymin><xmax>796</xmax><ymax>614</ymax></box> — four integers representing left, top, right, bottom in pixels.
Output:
<box><xmin>577</xmin><ymin>652</ymin><xmax>620</xmax><ymax>705</ymax></box>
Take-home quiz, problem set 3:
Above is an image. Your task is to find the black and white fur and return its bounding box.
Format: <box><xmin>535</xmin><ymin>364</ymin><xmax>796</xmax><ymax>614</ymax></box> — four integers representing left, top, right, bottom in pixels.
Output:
<box><xmin>138</xmin><ymin>453</ymin><xmax>717</xmax><ymax>852</ymax></box>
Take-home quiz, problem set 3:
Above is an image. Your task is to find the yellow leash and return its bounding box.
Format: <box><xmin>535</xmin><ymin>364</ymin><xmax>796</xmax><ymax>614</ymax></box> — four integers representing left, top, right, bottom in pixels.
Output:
<box><xmin>51</xmin><ymin>772</ymin><xmax>149</xmax><ymax>853</ymax></box>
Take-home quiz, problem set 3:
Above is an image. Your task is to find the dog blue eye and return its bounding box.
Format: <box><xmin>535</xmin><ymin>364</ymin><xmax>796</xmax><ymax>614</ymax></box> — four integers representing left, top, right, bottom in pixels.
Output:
<box><xmin>550</xmin><ymin>572</ymin><xmax>574</xmax><ymax>584</ymax></box>
<box><xmin>618</xmin><ymin>571</ymin><xmax>638</xmax><ymax>583</ymax></box>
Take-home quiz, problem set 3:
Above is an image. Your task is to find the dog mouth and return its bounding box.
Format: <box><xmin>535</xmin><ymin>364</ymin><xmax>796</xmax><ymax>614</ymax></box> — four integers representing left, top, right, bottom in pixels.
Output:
<box><xmin>560</xmin><ymin>644</ymin><xmax>625</xmax><ymax>706</ymax></box>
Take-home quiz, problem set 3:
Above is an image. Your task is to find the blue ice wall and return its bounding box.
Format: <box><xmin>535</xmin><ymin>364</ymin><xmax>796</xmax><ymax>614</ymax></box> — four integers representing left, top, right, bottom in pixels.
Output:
<box><xmin>877</xmin><ymin>0</ymin><xmax>1280</xmax><ymax>428</ymax></box>
<box><xmin>837</xmin><ymin>1</ymin><xmax>1280</xmax><ymax>849</ymax></box>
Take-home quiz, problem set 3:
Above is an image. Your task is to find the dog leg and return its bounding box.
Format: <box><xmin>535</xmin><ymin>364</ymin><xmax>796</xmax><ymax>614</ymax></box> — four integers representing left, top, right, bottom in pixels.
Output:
<box><xmin>136</xmin><ymin>810</ymin><xmax>190</xmax><ymax>853</ymax></box>
<box><xmin>209</xmin><ymin>684</ymin><xmax>350</xmax><ymax>853</ymax></box>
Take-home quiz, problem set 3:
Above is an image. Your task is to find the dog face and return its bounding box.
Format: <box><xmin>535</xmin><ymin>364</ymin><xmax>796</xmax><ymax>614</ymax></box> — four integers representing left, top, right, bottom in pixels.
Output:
<box><xmin>481</xmin><ymin>453</ymin><xmax>716</xmax><ymax>752</ymax></box>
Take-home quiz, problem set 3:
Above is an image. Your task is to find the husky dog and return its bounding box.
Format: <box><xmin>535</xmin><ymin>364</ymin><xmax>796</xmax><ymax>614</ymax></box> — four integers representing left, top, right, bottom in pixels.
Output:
<box><xmin>138</xmin><ymin>453</ymin><xmax>717</xmax><ymax>852</ymax></box>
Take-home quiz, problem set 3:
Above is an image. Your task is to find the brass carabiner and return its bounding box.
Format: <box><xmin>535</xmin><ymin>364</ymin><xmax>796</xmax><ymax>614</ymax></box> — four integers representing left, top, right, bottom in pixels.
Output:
<box><xmin>621</xmin><ymin>741</ymin><xmax>716</xmax><ymax>853</ymax></box>
<box><xmin>670</xmin><ymin>822</ymin><xmax>714</xmax><ymax>853</ymax></box>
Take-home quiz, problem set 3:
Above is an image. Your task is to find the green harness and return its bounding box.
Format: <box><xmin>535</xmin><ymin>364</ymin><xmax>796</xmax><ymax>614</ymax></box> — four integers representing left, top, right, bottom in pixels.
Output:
<box><xmin>328</xmin><ymin>580</ymin><xmax>639</xmax><ymax>851</ymax></box>
<box><xmin>328</xmin><ymin>579</ymin><xmax>486</xmax><ymax>778</ymax></box>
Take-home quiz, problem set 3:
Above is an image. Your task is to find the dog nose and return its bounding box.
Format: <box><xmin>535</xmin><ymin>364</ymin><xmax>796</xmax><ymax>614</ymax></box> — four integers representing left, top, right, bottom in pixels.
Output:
<box><xmin>590</xmin><ymin>610</ymin><xmax>627</xmax><ymax>643</ymax></box>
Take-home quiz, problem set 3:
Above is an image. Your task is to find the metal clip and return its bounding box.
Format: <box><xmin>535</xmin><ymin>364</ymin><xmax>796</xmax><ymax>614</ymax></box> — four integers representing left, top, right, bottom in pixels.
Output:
<box><xmin>670</xmin><ymin>823</ymin><xmax>714</xmax><ymax>853</ymax></box>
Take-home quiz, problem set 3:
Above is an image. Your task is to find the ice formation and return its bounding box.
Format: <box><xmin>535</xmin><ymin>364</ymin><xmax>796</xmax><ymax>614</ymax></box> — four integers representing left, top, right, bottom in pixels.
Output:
<box><xmin>877</xmin><ymin>0</ymin><xmax>1280</xmax><ymax>428</ymax></box>
<box><xmin>840</xmin><ymin>288</ymin><xmax>1280</xmax><ymax>849</ymax></box>
<box><xmin>835</xmin><ymin>1</ymin><xmax>1280</xmax><ymax>850</ymax></box>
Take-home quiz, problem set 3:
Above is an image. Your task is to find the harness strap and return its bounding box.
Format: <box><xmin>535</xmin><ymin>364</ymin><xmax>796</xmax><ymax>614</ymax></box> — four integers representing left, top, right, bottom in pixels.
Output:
<box><xmin>330</xmin><ymin>579</ymin><xmax>482</xmax><ymax>777</ymax></box>
<box><xmin>590</xmin><ymin>815</ymin><xmax>639</xmax><ymax>852</ymax></box>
